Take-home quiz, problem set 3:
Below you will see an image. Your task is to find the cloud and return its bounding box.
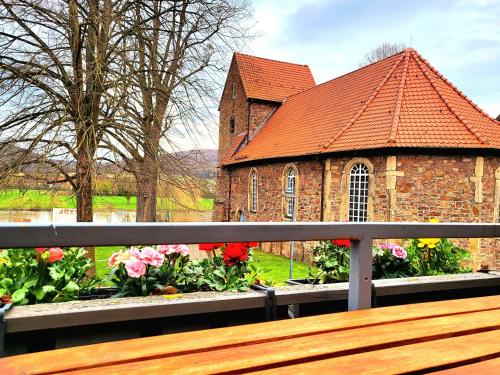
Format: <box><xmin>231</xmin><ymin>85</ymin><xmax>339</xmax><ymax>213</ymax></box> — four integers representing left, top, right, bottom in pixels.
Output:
<box><xmin>247</xmin><ymin>0</ymin><xmax>500</xmax><ymax>117</ymax></box>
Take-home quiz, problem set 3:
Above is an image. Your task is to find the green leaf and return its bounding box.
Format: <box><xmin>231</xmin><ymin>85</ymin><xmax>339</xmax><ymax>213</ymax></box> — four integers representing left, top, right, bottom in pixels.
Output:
<box><xmin>34</xmin><ymin>288</ymin><xmax>46</xmax><ymax>301</ymax></box>
<box><xmin>62</xmin><ymin>281</ymin><xmax>79</xmax><ymax>293</ymax></box>
<box><xmin>0</xmin><ymin>278</ymin><xmax>13</xmax><ymax>290</ymax></box>
<box><xmin>42</xmin><ymin>285</ymin><xmax>56</xmax><ymax>293</ymax></box>
<box><xmin>49</xmin><ymin>266</ymin><xmax>63</xmax><ymax>281</ymax></box>
<box><xmin>213</xmin><ymin>269</ymin><xmax>226</xmax><ymax>279</ymax></box>
<box><xmin>23</xmin><ymin>277</ymin><xmax>38</xmax><ymax>290</ymax></box>
<box><xmin>12</xmin><ymin>289</ymin><xmax>26</xmax><ymax>303</ymax></box>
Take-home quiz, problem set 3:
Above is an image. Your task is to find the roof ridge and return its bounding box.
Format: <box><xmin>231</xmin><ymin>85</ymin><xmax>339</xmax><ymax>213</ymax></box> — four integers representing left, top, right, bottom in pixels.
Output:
<box><xmin>321</xmin><ymin>51</ymin><xmax>407</xmax><ymax>150</ymax></box>
<box><xmin>389</xmin><ymin>52</ymin><xmax>410</xmax><ymax>143</ymax></box>
<box><xmin>283</xmin><ymin>50</ymin><xmax>407</xmax><ymax>103</ymax></box>
<box><xmin>411</xmin><ymin>50</ymin><xmax>487</xmax><ymax>145</ymax></box>
<box><xmin>234</xmin><ymin>52</ymin><xmax>311</xmax><ymax>68</ymax></box>
<box><xmin>410</xmin><ymin>50</ymin><xmax>499</xmax><ymax>125</ymax></box>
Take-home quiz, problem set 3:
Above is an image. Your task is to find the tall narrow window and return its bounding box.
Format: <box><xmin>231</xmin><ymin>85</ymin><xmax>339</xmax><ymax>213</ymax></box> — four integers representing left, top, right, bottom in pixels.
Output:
<box><xmin>285</xmin><ymin>168</ymin><xmax>296</xmax><ymax>218</ymax></box>
<box><xmin>232</xmin><ymin>82</ymin><xmax>236</xmax><ymax>99</ymax></box>
<box><xmin>229</xmin><ymin>116</ymin><xmax>235</xmax><ymax>133</ymax></box>
<box><xmin>348</xmin><ymin>163</ymin><xmax>369</xmax><ymax>222</ymax></box>
<box><xmin>250</xmin><ymin>171</ymin><xmax>258</xmax><ymax>212</ymax></box>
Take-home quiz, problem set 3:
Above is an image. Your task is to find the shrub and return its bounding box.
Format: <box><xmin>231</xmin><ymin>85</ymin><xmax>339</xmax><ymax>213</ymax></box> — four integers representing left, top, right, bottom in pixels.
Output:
<box><xmin>372</xmin><ymin>243</ymin><xmax>411</xmax><ymax>279</ymax></box>
<box><xmin>107</xmin><ymin>245</ymin><xmax>190</xmax><ymax>297</ymax></box>
<box><xmin>406</xmin><ymin>238</ymin><xmax>471</xmax><ymax>275</ymax></box>
<box><xmin>309</xmin><ymin>240</ymin><xmax>350</xmax><ymax>283</ymax></box>
<box><xmin>0</xmin><ymin>247</ymin><xmax>98</xmax><ymax>305</ymax></box>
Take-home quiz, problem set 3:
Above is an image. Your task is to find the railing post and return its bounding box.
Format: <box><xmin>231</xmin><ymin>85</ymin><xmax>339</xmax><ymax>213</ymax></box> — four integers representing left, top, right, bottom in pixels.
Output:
<box><xmin>348</xmin><ymin>238</ymin><xmax>373</xmax><ymax>311</ymax></box>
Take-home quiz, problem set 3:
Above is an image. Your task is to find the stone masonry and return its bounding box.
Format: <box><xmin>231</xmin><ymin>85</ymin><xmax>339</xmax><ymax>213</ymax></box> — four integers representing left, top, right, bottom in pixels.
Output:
<box><xmin>214</xmin><ymin>55</ymin><xmax>500</xmax><ymax>269</ymax></box>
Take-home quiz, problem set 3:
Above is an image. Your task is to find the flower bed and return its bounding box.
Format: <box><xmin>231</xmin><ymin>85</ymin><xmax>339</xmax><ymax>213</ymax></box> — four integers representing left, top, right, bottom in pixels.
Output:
<box><xmin>292</xmin><ymin>235</ymin><xmax>472</xmax><ymax>285</ymax></box>
<box><xmin>0</xmin><ymin>247</ymin><xmax>97</xmax><ymax>305</ymax></box>
<box><xmin>0</xmin><ymin>243</ymin><xmax>260</xmax><ymax>306</ymax></box>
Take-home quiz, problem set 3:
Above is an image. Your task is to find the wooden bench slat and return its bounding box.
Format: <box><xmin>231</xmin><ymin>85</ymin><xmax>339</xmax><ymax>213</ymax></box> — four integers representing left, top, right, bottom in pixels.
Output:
<box><xmin>1</xmin><ymin>295</ymin><xmax>499</xmax><ymax>375</ymax></box>
<box><xmin>428</xmin><ymin>356</ymin><xmax>500</xmax><ymax>374</ymax></box>
<box><xmin>55</xmin><ymin>309</ymin><xmax>500</xmax><ymax>375</ymax></box>
<box><xmin>255</xmin><ymin>330</ymin><xmax>500</xmax><ymax>375</ymax></box>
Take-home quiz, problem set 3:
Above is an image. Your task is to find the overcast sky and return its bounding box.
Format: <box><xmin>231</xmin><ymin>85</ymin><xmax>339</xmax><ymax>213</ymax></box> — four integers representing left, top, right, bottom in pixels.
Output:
<box><xmin>190</xmin><ymin>0</ymin><xmax>500</xmax><ymax>150</ymax></box>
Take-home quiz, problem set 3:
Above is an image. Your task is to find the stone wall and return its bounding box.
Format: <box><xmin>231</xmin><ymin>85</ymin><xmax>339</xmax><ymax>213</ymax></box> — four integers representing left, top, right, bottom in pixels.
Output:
<box><xmin>218</xmin><ymin>154</ymin><xmax>500</xmax><ymax>269</ymax></box>
<box><xmin>213</xmin><ymin>60</ymin><xmax>279</xmax><ymax>221</ymax></box>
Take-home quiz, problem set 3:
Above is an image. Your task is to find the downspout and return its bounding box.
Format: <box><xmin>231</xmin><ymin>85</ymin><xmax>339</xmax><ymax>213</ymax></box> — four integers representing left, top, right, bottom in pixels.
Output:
<box><xmin>227</xmin><ymin>169</ymin><xmax>233</xmax><ymax>222</ymax></box>
<box><xmin>320</xmin><ymin>159</ymin><xmax>325</xmax><ymax>221</ymax></box>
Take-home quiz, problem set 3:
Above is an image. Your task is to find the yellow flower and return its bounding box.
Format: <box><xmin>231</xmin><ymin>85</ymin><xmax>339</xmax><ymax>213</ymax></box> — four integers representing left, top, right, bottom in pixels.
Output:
<box><xmin>417</xmin><ymin>218</ymin><xmax>440</xmax><ymax>249</ymax></box>
<box><xmin>418</xmin><ymin>238</ymin><xmax>439</xmax><ymax>249</ymax></box>
<box><xmin>0</xmin><ymin>258</ymin><xmax>6</xmax><ymax>265</ymax></box>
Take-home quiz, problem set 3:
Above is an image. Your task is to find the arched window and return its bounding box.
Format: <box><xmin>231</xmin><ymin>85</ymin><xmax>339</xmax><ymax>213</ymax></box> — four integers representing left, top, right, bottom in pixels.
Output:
<box><xmin>285</xmin><ymin>168</ymin><xmax>296</xmax><ymax>218</ymax></box>
<box><xmin>348</xmin><ymin>163</ymin><xmax>369</xmax><ymax>222</ymax></box>
<box><xmin>229</xmin><ymin>116</ymin><xmax>235</xmax><ymax>133</ymax></box>
<box><xmin>250</xmin><ymin>170</ymin><xmax>258</xmax><ymax>212</ymax></box>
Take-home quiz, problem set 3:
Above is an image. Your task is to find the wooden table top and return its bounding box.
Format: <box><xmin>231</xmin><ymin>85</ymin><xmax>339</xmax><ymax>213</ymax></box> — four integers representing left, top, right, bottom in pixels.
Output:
<box><xmin>1</xmin><ymin>295</ymin><xmax>499</xmax><ymax>374</ymax></box>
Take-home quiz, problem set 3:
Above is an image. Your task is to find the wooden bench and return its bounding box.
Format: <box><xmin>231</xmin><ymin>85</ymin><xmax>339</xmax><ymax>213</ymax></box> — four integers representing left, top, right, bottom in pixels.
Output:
<box><xmin>1</xmin><ymin>295</ymin><xmax>499</xmax><ymax>374</ymax></box>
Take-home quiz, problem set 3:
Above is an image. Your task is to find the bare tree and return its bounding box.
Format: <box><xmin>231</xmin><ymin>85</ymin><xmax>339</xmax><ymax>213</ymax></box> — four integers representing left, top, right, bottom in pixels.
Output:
<box><xmin>101</xmin><ymin>0</ymin><xmax>252</xmax><ymax>221</ymax></box>
<box><xmin>0</xmin><ymin>0</ymin><xmax>125</xmax><ymax>222</ymax></box>
<box><xmin>359</xmin><ymin>42</ymin><xmax>407</xmax><ymax>67</ymax></box>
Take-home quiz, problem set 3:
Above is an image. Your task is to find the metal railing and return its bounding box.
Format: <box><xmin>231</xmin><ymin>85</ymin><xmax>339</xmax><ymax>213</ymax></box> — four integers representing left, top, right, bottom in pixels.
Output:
<box><xmin>0</xmin><ymin>222</ymin><xmax>499</xmax><ymax>311</ymax></box>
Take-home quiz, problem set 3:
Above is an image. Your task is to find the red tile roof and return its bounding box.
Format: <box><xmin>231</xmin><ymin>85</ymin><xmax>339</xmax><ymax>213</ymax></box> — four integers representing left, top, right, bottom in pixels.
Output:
<box><xmin>224</xmin><ymin>49</ymin><xmax>500</xmax><ymax>166</ymax></box>
<box><xmin>221</xmin><ymin>132</ymin><xmax>247</xmax><ymax>166</ymax></box>
<box><xmin>234</xmin><ymin>53</ymin><xmax>316</xmax><ymax>102</ymax></box>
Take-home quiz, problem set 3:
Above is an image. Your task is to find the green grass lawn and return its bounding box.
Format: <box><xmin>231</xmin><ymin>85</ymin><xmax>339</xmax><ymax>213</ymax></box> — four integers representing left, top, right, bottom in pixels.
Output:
<box><xmin>0</xmin><ymin>189</ymin><xmax>213</xmax><ymax>211</ymax></box>
<box><xmin>95</xmin><ymin>247</ymin><xmax>315</xmax><ymax>286</ymax></box>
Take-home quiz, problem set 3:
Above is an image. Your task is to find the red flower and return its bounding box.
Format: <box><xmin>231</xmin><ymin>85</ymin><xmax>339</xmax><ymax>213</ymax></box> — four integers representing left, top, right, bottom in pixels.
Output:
<box><xmin>223</xmin><ymin>242</ymin><xmax>249</xmax><ymax>266</ymax></box>
<box><xmin>47</xmin><ymin>247</ymin><xmax>64</xmax><ymax>263</ymax></box>
<box><xmin>35</xmin><ymin>247</ymin><xmax>48</xmax><ymax>254</ymax></box>
<box><xmin>199</xmin><ymin>243</ymin><xmax>225</xmax><ymax>251</ymax></box>
<box><xmin>331</xmin><ymin>239</ymin><xmax>351</xmax><ymax>248</ymax></box>
<box><xmin>243</xmin><ymin>242</ymin><xmax>259</xmax><ymax>248</ymax></box>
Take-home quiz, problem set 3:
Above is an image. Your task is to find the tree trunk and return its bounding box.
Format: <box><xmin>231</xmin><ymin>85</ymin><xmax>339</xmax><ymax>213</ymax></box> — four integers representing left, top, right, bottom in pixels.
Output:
<box><xmin>135</xmin><ymin>153</ymin><xmax>158</xmax><ymax>222</ymax></box>
<box><xmin>76</xmin><ymin>129</ymin><xmax>96</xmax><ymax>273</ymax></box>
<box><xmin>76</xmin><ymin>150</ymin><xmax>93</xmax><ymax>222</ymax></box>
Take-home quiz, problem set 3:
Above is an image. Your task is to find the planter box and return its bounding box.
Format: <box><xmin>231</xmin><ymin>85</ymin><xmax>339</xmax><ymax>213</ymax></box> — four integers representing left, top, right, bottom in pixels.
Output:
<box><xmin>2</xmin><ymin>272</ymin><xmax>499</xmax><ymax>357</ymax></box>
<box><xmin>2</xmin><ymin>289</ymin><xmax>269</xmax><ymax>357</ymax></box>
<box><xmin>282</xmin><ymin>272</ymin><xmax>500</xmax><ymax>304</ymax></box>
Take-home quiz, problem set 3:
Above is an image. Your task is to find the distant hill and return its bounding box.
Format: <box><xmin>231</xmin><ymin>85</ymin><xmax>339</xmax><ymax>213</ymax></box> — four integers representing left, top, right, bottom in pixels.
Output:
<box><xmin>0</xmin><ymin>145</ymin><xmax>218</xmax><ymax>179</ymax></box>
<box><xmin>170</xmin><ymin>149</ymin><xmax>217</xmax><ymax>178</ymax></box>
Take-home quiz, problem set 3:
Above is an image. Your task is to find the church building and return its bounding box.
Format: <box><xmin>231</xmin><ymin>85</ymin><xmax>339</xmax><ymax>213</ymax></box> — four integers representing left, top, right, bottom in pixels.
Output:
<box><xmin>213</xmin><ymin>48</ymin><xmax>500</xmax><ymax>268</ymax></box>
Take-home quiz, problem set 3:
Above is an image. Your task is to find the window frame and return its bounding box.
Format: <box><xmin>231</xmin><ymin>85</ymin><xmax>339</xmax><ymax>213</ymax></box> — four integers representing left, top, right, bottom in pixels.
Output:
<box><xmin>284</xmin><ymin>167</ymin><xmax>297</xmax><ymax>219</ymax></box>
<box><xmin>249</xmin><ymin>169</ymin><xmax>258</xmax><ymax>213</ymax></box>
<box><xmin>229</xmin><ymin>115</ymin><xmax>235</xmax><ymax>133</ymax></box>
<box><xmin>348</xmin><ymin>163</ymin><xmax>370</xmax><ymax>222</ymax></box>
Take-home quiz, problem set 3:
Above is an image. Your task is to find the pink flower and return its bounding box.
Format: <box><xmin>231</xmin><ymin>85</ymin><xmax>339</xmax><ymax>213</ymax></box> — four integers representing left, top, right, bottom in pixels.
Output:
<box><xmin>125</xmin><ymin>258</ymin><xmax>146</xmax><ymax>278</ymax></box>
<box><xmin>128</xmin><ymin>247</ymin><xmax>141</xmax><ymax>258</ymax></box>
<box><xmin>47</xmin><ymin>247</ymin><xmax>64</xmax><ymax>263</ymax></box>
<box><xmin>139</xmin><ymin>247</ymin><xmax>165</xmax><ymax>267</ymax></box>
<box><xmin>108</xmin><ymin>250</ymin><xmax>124</xmax><ymax>267</ymax></box>
<box><xmin>391</xmin><ymin>247</ymin><xmax>407</xmax><ymax>259</ymax></box>
<box><xmin>158</xmin><ymin>244</ymin><xmax>189</xmax><ymax>256</ymax></box>
<box><xmin>157</xmin><ymin>244</ymin><xmax>170</xmax><ymax>254</ymax></box>
<box><xmin>35</xmin><ymin>247</ymin><xmax>47</xmax><ymax>254</ymax></box>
